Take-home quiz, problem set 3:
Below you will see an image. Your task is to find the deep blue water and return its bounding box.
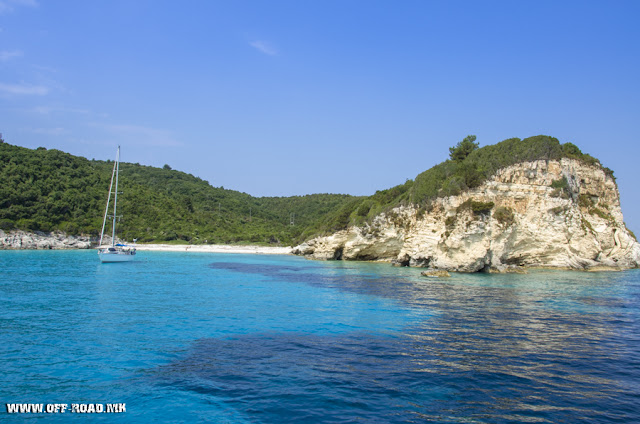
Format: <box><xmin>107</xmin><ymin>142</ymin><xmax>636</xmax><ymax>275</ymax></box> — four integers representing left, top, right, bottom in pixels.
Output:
<box><xmin>1</xmin><ymin>250</ymin><xmax>639</xmax><ymax>423</ymax></box>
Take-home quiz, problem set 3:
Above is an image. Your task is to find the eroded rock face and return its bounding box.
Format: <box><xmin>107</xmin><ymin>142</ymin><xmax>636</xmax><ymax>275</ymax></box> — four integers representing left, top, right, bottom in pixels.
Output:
<box><xmin>293</xmin><ymin>159</ymin><xmax>640</xmax><ymax>271</ymax></box>
<box><xmin>0</xmin><ymin>230</ymin><xmax>93</xmax><ymax>250</ymax></box>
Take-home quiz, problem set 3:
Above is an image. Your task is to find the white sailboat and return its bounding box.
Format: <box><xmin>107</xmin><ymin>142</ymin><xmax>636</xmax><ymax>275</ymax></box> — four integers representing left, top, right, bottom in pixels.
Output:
<box><xmin>98</xmin><ymin>146</ymin><xmax>136</xmax><ymax>263</ymax></box>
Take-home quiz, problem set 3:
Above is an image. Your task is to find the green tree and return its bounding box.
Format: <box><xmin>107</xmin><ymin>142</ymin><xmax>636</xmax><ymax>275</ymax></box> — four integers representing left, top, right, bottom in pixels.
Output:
<box><xmin>449</xmin><ymin>135</ymin><xmax>479</xmax><ymax>162</ymax></box>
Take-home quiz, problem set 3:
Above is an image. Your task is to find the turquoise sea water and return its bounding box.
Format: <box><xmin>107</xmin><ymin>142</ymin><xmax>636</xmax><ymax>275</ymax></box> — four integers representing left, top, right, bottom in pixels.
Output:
<box><xmin>1</xmin><ymin>250</ymin><xmax>639</xmax><ymax>423</ymax></box>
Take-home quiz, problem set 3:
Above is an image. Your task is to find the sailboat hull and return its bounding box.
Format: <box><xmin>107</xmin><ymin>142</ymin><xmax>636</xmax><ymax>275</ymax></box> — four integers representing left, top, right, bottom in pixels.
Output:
<box><xmin>98</xmin><ymin>248</ymin><xmax>136</xmax><ymax>263</ymax></box>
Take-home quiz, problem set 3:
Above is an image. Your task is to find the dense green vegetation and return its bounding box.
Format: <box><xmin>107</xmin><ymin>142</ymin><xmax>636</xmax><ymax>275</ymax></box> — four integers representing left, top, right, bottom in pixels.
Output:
<box><xmin>0</xmin><ymin>134</ymin><xmax>614</xmax><ymax>245</ymax></box>
<box><xmin>0</xmin><ymin>139</ymin><xmax>357</xmax><ymax>245</ymax></box>
<box><xmin>308</xmin><ymin>135</ymin><xmax>614</xmax><ymax>234</ymax></box>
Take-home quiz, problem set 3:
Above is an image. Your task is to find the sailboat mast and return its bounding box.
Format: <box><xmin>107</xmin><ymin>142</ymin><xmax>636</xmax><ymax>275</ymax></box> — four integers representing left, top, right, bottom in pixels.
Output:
<box><xmin>111</xmin><ymin>146</ymin><xmax>120</xmax><ymax>247</ymax></box>
<box><xmin>99</xmin><ymin>157</ymin><xmax>117</xmax><ymax>247</ymax></box>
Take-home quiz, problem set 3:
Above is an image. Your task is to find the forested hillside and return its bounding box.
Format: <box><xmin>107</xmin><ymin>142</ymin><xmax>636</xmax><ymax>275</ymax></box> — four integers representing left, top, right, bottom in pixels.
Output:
<box><xmin>0</xmin><ymin>139</ymin><xmax>356</xmax><ymax>245</ymax></box>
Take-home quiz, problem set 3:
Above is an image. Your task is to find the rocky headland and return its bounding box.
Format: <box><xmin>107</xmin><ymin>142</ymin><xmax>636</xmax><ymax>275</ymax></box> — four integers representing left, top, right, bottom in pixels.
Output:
<box><xmin>293</xmin><ymin>159</ymin><xmax>640</xmax><ymax>272</ymax></box>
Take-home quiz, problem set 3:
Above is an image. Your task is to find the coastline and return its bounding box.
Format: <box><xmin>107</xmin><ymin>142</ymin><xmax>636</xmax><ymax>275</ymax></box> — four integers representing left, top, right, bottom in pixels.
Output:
<box><xmin>132</xmin><ymin>243</ymin><xmax>293</xmax><ymax>255</ymax></box>
<box><xmin>0</xmin><ymin>232</ymin><xmax>632</xmax><ymax>270</ymax></box>
<box><xmin>0</xmin><ymin>229</ymin><xmax>292</xmax><ymax>254</ymax></box>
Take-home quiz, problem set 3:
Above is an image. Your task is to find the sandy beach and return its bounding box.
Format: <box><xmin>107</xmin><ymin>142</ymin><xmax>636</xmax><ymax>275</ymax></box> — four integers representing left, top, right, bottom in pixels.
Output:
<box><xmin>132</xmin><ymin>243</ymin><xmax>293</xmax><ymax>255</ymax></box>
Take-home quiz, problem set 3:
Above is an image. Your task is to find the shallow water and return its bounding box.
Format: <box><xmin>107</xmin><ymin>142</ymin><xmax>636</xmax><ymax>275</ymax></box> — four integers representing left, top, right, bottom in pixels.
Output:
<box><xmin>1</xmin><ymin>250</ymin><xmax>638</xmax><ymax>422</ymax></box>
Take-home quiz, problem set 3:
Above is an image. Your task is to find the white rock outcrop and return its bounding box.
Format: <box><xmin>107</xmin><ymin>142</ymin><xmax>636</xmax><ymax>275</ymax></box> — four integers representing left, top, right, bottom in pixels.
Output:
<box><xmin>0</xmin><ymin>230</ymin><xmax>93</xmax><ymax>250</ymax></box>
<box><xmin>294</xmin><ymin>159</ymin><xmax>640</xmax><ymax>271</ymax></box>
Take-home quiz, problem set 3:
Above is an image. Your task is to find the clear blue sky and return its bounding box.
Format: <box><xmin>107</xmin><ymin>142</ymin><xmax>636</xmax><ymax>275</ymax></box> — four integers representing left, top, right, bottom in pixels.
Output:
<box><xmin>1</xmin><ymin>1</ymin><xmax>639</xmax><ymax>232</ymax></box>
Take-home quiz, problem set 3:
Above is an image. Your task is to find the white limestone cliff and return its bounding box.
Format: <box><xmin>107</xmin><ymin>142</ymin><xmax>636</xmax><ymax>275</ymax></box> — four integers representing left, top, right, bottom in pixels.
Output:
<box><xmin>293</xmin><ymin>159</ymin><xmax>640</xmax><ymax>271</ymax></box>
<box><xmin>0</xmin><ymin>230</ymin><xmax>93</xmax><ymax>250</ymax></box>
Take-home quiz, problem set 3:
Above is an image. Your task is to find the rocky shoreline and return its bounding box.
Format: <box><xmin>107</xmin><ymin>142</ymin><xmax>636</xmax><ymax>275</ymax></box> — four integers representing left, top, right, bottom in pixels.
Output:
<box><xmin>0</xmin><ymin>230</ymin><xmax>93</xmax><ymax>250</ymax></box>
<box><xmin>1</xmin><ymin>225</ymin><xmax>636</xmax><ymax>273</ymax></box>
